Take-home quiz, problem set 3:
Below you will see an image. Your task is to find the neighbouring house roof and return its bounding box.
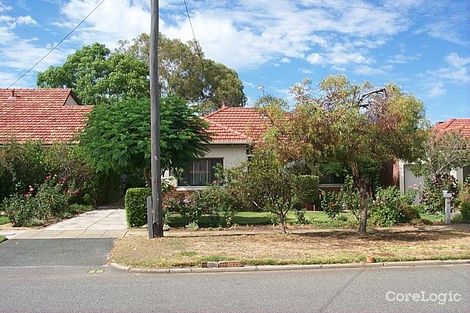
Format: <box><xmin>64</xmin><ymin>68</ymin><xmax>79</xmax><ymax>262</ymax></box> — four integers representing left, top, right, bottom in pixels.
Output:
<box><xmin>435</xmin><ymin>118</ymin><xmax>470</xmax><ymax>139</ymax></box>
<box><xmin>204</xmin><ymin>106</ymin><xmax>271</xmax><ymax>144</ymax></box>
<box><xmin>0</xmin><ymin>88</ymin><xmax>92</xmax><ymax>144</ymax></box>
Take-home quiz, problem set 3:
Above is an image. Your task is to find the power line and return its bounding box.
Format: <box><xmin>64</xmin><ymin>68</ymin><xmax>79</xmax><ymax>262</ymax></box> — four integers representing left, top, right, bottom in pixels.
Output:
<box><xmin>298</xmin><ymin>0</ymin><xmax>469</xmax><ymax>19</ymax></box>
<box><xmin>8</xmin><ymin>0</ymin><xmax>106</xmax><ymax>88</ymax></box>
<box><xmin>182</xmin><ymin>0</ymin><xmax>207</xmax><ymax>78</ymax></box>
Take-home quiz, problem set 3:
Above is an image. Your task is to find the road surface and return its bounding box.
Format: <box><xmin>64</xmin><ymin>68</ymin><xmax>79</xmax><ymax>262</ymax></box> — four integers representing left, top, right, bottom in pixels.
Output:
<box><xmin>0</xmin><ymin>239</ymin><xmax>468</xmax><ymax>313</ymax></box>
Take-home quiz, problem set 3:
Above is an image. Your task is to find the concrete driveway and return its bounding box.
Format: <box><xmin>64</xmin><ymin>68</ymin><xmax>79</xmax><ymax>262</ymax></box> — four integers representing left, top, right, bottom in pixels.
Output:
<box><xmin>2</xmin><ymin>209</ymin><xmax>128</xmax><ymax>239</ymax></box>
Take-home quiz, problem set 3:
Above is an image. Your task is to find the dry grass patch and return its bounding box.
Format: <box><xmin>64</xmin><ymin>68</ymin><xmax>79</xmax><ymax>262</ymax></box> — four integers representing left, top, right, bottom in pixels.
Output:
<box><xmin>111</xmin><ymin>226</ymin><xmax>470</xmax><ymax>268</ymax></box>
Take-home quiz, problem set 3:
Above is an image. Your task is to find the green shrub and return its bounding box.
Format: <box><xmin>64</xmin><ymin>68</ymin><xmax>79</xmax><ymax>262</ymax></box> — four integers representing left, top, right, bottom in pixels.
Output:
<box><xmin>188</xmin><ymin>186</ymin><xmax>237</xmax><ymax>227</ymax></box>
<box><xmin>421</xmin><ymin>174</ymin><xmax>459</xmax><ymax>214</ymax></box>
<box><xmin>370</xmin><ymin>187</ymin><xmax>418</xmax><ymax>226</ymax></box>
<box><xmin>460</xmin><ymin>202</ymin><xmax>470</xmax><ymax>223</ymax></box>
<box><xmin>35</xmin><ymin>179</ymin><xmax>70</xmax><ymax>216</ymax></box>
<box><xmin>321</xmin><ymin>191</ymin><xmax>343</xmax><ymax>220</ymax></box>
<box><xmin>293</xmin><ymin>208</ymin><xmax>308</xmax><ymax>224</ymax></box>
<box><xmin>2</xmin><ymin>194</ymin><xmax>38</xmax><ymax>227</ymax></box>
<box><xmin>293</xmin><ymin>175</ymin><xmax>319</xmax><ymax>206</ymax></box>
<box><xmin>125</xmin><ymin>188</ymin><xmax>151</xmax><ymax>227</ymax></box>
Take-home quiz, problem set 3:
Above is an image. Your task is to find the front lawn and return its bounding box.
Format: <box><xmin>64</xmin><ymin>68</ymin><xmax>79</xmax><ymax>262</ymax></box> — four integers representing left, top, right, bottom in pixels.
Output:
<box><xmin>163</xmin><ymin>211</ymin><xmax>441</xmax><ymax>229</ymax></box>
<box><xmin>111</xmin><ymin>225</ymin><xmax>470</xmax><ymax>268</ymax></box>
<box><xmin>165</xmin><ymin>211</ymin><xmax>357</xmax><ymax>228</ymax></box>
<box><xmin>0</xmin><ymin>216</ymin><xmax>9</xmax><ymax>225</ymax></box>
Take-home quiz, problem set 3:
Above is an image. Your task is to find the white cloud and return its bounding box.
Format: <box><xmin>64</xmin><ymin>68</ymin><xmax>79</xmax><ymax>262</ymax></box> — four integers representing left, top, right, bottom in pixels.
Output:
<box><xmin>427</xmin><ymin>53</ymin><xmax>470</xmax><ymax>84</ymax></box>
<box><xmin>45</xmin><ymin>0</ymin><xmax>419</xmax><ymax>71</ymax></box>
<box><xmin>16</xmin><ymin>15</ymin><xmax>37</xmax><ymax>26</ymax></box>
<box><xmin>0</xmin><ymin>2</ymin><xmax>11</xmax><ymax>13</ymax></box>
<box><xmin>445</xmin><ymin>53</ymin><xmax>470</xmax><ymax>68</ymax></box>
<box><xmin>306</xmin><ymin>53</ymin><xmax>323</xmax><ymax>65</ymax></box>
<box><xmin>279</xmin><ymin>57</ymin><xmax>290</xmax><ymax>64</ymax></box>
<box><xmin>388</xmin><ymin>53</ymin><xmax>421</xmax><ymax>64</ymax></box>
<box><xmin>354</xmin><ymin>65</ymin><xmax>387</xmax><ymax>76</ymax></box>
<box><xmin>426</xmin><ymin>81</ymin><xmax>446</xmax><ymax>97</ymax></box>
<box><xmin>58</xmin><ymin>0</ymin><xmax>150</xmax><ymax>48</ymax></box>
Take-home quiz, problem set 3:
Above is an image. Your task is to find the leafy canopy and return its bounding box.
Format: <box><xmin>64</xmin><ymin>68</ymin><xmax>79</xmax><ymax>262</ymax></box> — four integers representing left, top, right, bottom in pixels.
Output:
<box><xmin>269</xmin><ymin>75</ymin><xmax>429</xmax><ymax>232</ymax></box>
<box><xmin>37</xmin><ymin>43</ymin><xmax>149</xmax><ymax>105</ymax></box>
<box><xmin>79</xmin><ymin>96</ymin><xmax>209</xmax><ymax>179</ymax></box>
<box><xmin>117</xmin><ymin>33</ymin><xmax>246</xmax><ymax>113</ymax></box>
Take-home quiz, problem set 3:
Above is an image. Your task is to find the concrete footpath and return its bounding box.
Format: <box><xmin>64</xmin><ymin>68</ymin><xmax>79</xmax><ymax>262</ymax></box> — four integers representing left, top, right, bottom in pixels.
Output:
<box><xmin>0</xmin><ymin>209</ymin><xmax>128</xmax><ymax>239</ymax></box>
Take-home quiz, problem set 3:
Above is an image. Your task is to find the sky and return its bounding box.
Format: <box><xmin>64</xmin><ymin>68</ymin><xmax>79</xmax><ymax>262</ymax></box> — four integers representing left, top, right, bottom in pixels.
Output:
<box><xmin>0</xmin><ymin>0</ymin><xmax>469</xmax><ymax>122</ymax></box>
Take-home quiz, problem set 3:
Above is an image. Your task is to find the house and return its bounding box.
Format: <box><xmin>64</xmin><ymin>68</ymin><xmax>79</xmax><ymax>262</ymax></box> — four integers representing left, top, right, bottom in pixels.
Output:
<box><xmin>171</xmin><ymin>106</ymin><xmax>345</xmax><ymax>191</ymax></box>
<box><xmin>172</xmin><ymin>106</ymin><xmax>269</xmax><ymax>190</ymax></box>
<box><xmin>0</xmin><ymin>88</ymin><xmax>92</xmax><ymax>144</ymax></box>
<box><xmin>399</xmin><ymin>118</ymin><xmax>470</xmax><ymax>195</ymax></box>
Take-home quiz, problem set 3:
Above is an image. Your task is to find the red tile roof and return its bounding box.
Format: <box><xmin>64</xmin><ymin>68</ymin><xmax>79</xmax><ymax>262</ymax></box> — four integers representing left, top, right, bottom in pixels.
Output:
<box><xmin>204</xmin><ymin>106</ymin><xmax>271</xmax><ymax>144</ymax></box>
<box><xmin>435</xmin><ymin>118</ymin><xmax>470</xmax><ymax>139</ymax></box>
<box><xmin>0</xmin><ymin>88</ymin><xmax>92</xmax><ymax>144</ymax></box>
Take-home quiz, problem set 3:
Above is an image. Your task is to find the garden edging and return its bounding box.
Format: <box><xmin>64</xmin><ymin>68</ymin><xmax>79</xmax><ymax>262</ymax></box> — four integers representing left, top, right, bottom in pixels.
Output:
<box><xmin>109</xmin><ymin>259</ymin><xmax>470</xmax><ymax>274</ymax></box>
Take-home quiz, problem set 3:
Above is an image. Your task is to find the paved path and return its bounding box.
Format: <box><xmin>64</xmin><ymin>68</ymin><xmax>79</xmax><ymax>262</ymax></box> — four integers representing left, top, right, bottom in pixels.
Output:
<box><xmin>1</xmin><ymin>209</ymin><xmax>128</xmax><ymax>239</ymax></box>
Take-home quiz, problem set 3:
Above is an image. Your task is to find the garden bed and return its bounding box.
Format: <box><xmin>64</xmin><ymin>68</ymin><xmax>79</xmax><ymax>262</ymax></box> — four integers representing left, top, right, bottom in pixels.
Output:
<box><xmin>111</xmin><ymin>225</ymin><xmax>470</xmax><ymax>268</ymax></box>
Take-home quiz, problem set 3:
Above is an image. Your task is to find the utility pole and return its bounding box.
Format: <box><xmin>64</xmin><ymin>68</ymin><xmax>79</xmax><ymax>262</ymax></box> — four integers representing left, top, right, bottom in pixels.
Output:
<box><xmin>149</xmin><ymin>0</ymin><xmax>163</xmax><ymax>238</ymax></box>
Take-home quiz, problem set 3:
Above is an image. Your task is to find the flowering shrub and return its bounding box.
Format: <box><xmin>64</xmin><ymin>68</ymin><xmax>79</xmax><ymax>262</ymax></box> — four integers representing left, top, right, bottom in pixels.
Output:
<box><xmin>1</xmin><ymin>178</ymin><xmax>70</xmax><ymax>227</ymax></box>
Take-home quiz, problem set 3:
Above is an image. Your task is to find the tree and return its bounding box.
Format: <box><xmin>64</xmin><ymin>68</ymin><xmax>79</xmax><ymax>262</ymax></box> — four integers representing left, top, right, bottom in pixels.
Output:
<box><xmin>79</xmin><ymin>96</ymin><xmax>209</xmax><ymax>185</ymax></box>
<box><xmin>226</xmin><ymin>148</ymin><xmax>317</xmax><ymax>233</ymax></box>
<box><xmin>276</xmin><ymin>75</ymin><xmax>428</xmax><ymax>233</ymax></box>
<box><xmin>37</xmin><ymin>43</ymin><xmax>149</xmax><ymax>105</ymax></box>
<box><xmin>117</xmin><ymin>33</ymin><xmax>246</xmax><ymax>113</ymax></box>
<box><xmin>412</xmin><ymin>130</ymin><xmax>470</xmax><ymax>213</ymax></box>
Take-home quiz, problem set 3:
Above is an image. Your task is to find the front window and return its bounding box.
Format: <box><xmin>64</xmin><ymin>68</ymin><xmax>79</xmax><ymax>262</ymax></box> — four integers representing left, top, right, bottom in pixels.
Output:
<box><xmin>319</xmin><ymin>173</ymin><xmax>345</xmax><ymax>185</ymax></box>
<box><xmin>179</xmin><ymin>158</ymin><xmax>223</xmax><ymax>186</ymax></box>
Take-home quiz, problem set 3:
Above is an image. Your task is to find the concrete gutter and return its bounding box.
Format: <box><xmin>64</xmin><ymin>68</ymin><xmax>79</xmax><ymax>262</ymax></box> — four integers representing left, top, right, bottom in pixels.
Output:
<box><xmin>110</xmin><ymin>259</ymin><xmax>470</xmax><ymax>274</ymax></box>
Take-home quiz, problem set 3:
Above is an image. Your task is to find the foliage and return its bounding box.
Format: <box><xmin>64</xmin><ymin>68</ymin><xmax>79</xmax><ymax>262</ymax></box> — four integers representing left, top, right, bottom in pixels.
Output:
<box><xmin>37</xmin><ymin>43</ymin><xmax>149</xmax><ymax>105</ymax></box>
<box><xmin>293</xmin><ymin>209</ymin><xmax>309</xmax><ymax>224</ymax></box>
<box><xmin>2</xmin><ymin>194</ymin><xmax>38</xmax><ymax>227</ymax></box>
<box><xmin>125</xmin><ymin>187</ymin><xmax>151</xmax><ymax>227</ymax></box>
<box><xmin>292</xmin><ymin>175</ymin><xmax>320</xmax><ymax>209</ymax></box>
<box><xmin>412</xmin><ymin>130</ymin><xmax>470</xmax><ymax>180</ymax></box>
<box><xmin>117</xmin><ymin>33</ymin><xmax>246</xmax><ymax>113</ymax></box>
<box><xmin>369</xmin><ymin>187</ymin><xmax>419</xmax><ymax>226</ymax></box>
<box><xmin>225</xmin><ymin>149</ymin><xmax>319</xmax><ymax>233</ymax></box>
<box><xmin>35</xmin><ymin>177</ymin><xmax>70</xmax><ymax>217</ymax></box>
<box><xmin>1</xmin><ymin>178</ymin><xmax>71</xmax><ymax>227</ymax></box>
<box><xmin>458</xmin><ymin>184</ymin><xmax>470</xmax><ymax>223</ymax></box>
<box><xmin>421</xmin><ymin>173</ymin><xmax>459</xmax><ymax>214</ymax></box>
<box><xmin>269</xmin><ymin>75</ymin><xmax>428</xmax><ymax>233</ymax></box>
<box><xmin>0</xmin><ymin>141</ymin><xmax>96</xmax><ymax>204</ymax></box>
<box><xmin>79</xmin><ymin>96</ymin><xmax>209</xmax><ymax>184</ymax></box>
<box><xmin>322</xmin><ymin>176</ymin><xmax>362</xmax><ymax>221</ymax></box>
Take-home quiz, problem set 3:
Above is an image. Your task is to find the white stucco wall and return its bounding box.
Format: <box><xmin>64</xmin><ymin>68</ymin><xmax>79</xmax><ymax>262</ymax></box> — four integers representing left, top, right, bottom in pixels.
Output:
<box><xmin>167</xmin><ymin>143</ymin><xmax>248</xmax><ymax>190</ymax></box>
<box><xmin>202</xmin><ymin>144</ymin><xmax>248</xmax><ymax>169</ymax></box>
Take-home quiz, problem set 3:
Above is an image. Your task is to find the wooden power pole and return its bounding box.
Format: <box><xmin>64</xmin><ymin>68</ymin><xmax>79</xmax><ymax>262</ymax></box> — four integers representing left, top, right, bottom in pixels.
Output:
<box><xmin>149</xmin><ymin>0</ymin><xmax>163</xmax><ymax>238</ymax></box>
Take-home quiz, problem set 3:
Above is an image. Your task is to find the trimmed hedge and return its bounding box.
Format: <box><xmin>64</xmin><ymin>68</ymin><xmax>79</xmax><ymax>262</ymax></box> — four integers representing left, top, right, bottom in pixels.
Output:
<box><xmin>125</xmin><ymin>188</ymin><xmax>151</xmax><ymax>227</ymax></box>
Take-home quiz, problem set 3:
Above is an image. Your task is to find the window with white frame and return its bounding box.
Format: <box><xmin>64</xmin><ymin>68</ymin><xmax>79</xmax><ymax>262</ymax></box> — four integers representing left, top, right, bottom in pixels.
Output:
<box><xmin>179</xmin><ymin>158</ymin><xmax>223</xmax><ymax>186</ymax></box>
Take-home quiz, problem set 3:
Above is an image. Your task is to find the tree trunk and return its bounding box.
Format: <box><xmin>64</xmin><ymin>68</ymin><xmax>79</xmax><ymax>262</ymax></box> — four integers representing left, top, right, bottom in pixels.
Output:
<box><xmin>279</xmin><ymin>213</ymin><xmax>287</xmax><ymax>233</ymax></box>
<box><xmin>358</xmin><ymin>187</ymin><xmax>369</xmax><ymax>234</ymax></box>
<box><xmin>144</xmin><ymin>166</ymin><xmax>151</xmax><ymax>187</ymax></box>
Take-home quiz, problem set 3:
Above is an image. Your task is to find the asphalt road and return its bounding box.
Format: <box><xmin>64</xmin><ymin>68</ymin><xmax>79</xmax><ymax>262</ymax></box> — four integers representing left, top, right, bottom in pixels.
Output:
<box><xmin>0</xmin><ymin>239</ymin><xmax>469</xmax><ymax>313</ymax></box>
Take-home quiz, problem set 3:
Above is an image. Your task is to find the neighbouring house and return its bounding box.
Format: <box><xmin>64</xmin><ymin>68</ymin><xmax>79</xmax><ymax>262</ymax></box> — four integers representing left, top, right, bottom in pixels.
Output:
<box><xmin>0</xmin><ymin>88</ymin><xmax>92</xmax><ymax>144</ymax></box>
<box><xmin>399</xmin><ymin>118</ymin><xmax>470</xmax><ymax>196</ymax></box>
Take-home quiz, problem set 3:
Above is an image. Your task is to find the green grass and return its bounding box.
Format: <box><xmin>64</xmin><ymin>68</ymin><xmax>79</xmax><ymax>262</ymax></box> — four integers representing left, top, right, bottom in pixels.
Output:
<box><xmin>0</xmin><ymin>235</ymin><xmax>7</xmax><ymax>243</ymax></box>
<box><xmin>0</xmin><ymin>216</ymin><xmax>9</xmax><ymax>225</ymax></box>
<box><xmin>162</xmin><ymin>210</ymin><xmax>444</xmax><ymax>229</ymax></box>
<box><xmin>164</xmin><ymin>211</ymin><xmax>357</xmax><ymax>228</ymax></box>
<box><xmin>421</xmin><ymin>213</ymin><xmax>444</xmax><ymax>223</ymax></box>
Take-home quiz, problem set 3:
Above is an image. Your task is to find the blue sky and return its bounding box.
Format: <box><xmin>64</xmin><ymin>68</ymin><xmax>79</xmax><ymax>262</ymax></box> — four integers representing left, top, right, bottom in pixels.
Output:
<box><xmin>0</xmin><ymin>0</ymin><xmax>469</xmax><ymax>122</ymax></box>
